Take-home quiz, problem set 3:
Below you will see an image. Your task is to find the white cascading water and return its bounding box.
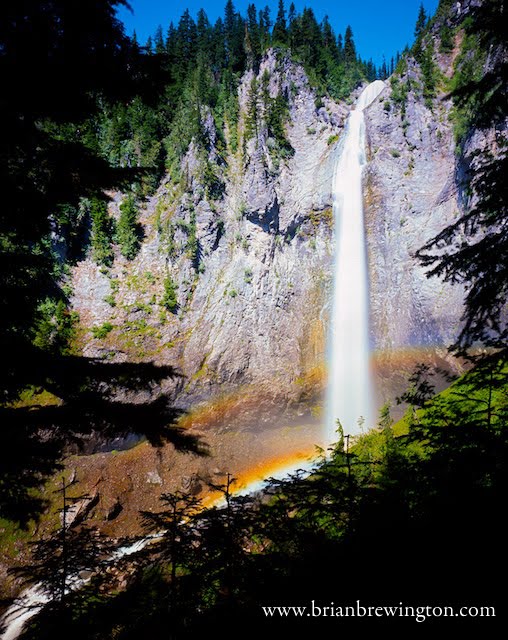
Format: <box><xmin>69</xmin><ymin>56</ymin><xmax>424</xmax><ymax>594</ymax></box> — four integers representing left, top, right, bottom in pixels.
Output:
<box><xmin>326</xmin><ymin>80</ymin><xmax>385</xmax><ymax>442</ymax></box>
<box><xmin>0</xmin><ymin>537</ymin><xmax>149</xmax><ymax>640</ymax></box>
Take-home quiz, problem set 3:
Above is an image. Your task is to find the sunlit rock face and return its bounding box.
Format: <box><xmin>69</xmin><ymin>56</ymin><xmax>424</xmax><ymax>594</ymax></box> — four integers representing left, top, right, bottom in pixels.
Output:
<box><xmin>70</xmin><ymin>44</ymin><xmax>472</xmax><ymax>423</ymax></box>
<box><xmin>71</xmin><ymin>51</ymin><xmax>347</xmax><ymax>420</ymax></box>
<box><xmin>362</xmin><ymin>47</ymin><xmax>468</xmax><ymax>410</ymax></box>
<box><xmin>364</xmin><ymin>77</ymin><xmax>464</xmax><ymax>357</ymax></box>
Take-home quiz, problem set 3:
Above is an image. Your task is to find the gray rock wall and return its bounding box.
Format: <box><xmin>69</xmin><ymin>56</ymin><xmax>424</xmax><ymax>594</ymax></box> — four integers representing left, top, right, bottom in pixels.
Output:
<box><xmin>71</xmin><ymin>52</ymin><xmax>345</xmax><ymax>415</ymax></box>
<box><xmin>364</xmin><ymin>82</ymin><xmax>464</xmax><ymax>354</ymax></box>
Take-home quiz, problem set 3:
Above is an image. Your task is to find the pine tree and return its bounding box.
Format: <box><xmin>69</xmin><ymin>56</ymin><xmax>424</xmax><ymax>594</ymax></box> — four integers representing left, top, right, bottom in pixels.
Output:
<box><xmin>117</xmin><ymin>193</ymin><xmax>140</xmax><ymax>260</ymax></box>
<box><xmin>439</xmin><ymin>22</ymin><xmax>454</xmax><ymax>53</ymax></box>
<box><xmin>224</xmin><ymin>0</ymin><xmax>239</xmax><ymax>68</ymax></box>
<box><xmin>421</xmin><ymin>45</ymin><xmax>437</xmax><ymax>107</ymax></box>
<box><xmin>288</xmin><ymin>2</ymin><xmax>297</xmax><ymax>48</ymax></box>
<box><xmin>90</xmin><ymin>198</ymin><xmax>114</xmax><ymax>266</ymax></box>
<box><xmin>166</xmin><ymin>22</ymin><xmax>177</xmax><ymax>58</ymax></box>
<box><xmin>299</xmin><ymin>8</ymin><xmax>321</xmax><ymax>68</ymax></box>
<box><xmin>224</xmin><ymin>0</ymin><xmax>246</xmax><ymax>71</ymax></box>
<box><xmin>380</xmin><ymin>56</ymin><xmax>388</xmax><ymax>79</ymax></box>
<box><xmin>132</xmin><ymin>30</ymin><xmax>139</xmax><ymax>52</ymax></box>
<box><xmin>366</xmin><ymin>59</ymin><xmax>376</xmax><ymax>81</ymax></box>
<box><xmin>321</xmin><ymin>16</ymin><xmax>337</xmax><ymax>57</ymax></box>
<box><xmin>245</xmin><ymin>76</ymin><xmax>259</xmax><ymax>141</ymax></box>
<box><xmin>273</xmin><ymin>0</ymin><xmax>288</xmax><ymax>46</ymax></box>
<box><xmin>415</xmin><ymin>3</ymin><xmax>427</xmax><ymax>40</ymax></box>
<box><xmin>344</xmin><ymin>25</ymin><xmax>356</xmax><ymax>65</ymax></box>
<box><xmin>413</xmin><ymin>3</ymin><xmax>428</xmax><ymax>61</ymax></box>
<box><xmin>259</xmin><ymin>6</ymin><xmax>272</xmax><ymax>51</ymax></box>
<box><xmin>196</xmin><ymin>9</ymin><xmax>211</xmax><ymax>57</ymax></box>
<box><xmin>211</xmin><ymin>17</ymin><xmax>226</xmax><ymax>69</ymax></box>
<box><xmin>175</xmin><ymin>9</ymin><xmax>197</xmax><ymax>74</ymax></box>
<box><xmin>246</xmin><ymin>4</ymin><xmax>261</xmax><ymax>69</ymax></box>
<box><xmin>162</xmin><ymin>275</ymin><xmax>178</xmax><ymax>313</ymax></box>
<box><xmin>141</xmin><ymin>491</ymin><xmax>203</xmax><ymax>609</ymax></box>
<box><xmin>288</xmin><ymin>2</ymin><xmax>296</xmax><ymax>24</ymax></box>
<box><xmin>154</xmin><ymin>25</ymin><xmax>165</xmax><ymax>55</ymax></box>
<box><xmin>267</xmin><ymin>93</ymin><xmax>293</xmax><ymax>158</ymax></box>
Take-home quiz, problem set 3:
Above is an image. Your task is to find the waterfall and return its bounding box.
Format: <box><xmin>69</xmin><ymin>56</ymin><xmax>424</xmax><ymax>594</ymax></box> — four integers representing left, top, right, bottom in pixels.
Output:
<box><xmin>326</xmin><ymin>80</ymin><xmax>385</xmax><ymax>442</ymax></box>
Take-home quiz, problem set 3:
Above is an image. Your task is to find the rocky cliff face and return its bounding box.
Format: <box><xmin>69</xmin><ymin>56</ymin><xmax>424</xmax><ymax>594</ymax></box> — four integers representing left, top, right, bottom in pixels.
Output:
<box><xmin>363</xmin><ymin>0</ymin><xmax>507</xmax><ymax>405</ymax></box>
<box><xmin>72</xmin><ymin>51</ymin><xmax>348</xmax><ymax>421</ymax></box>
<box><xmin>363</xmin><ymin>41</ymin><xmax>466</xmax><ymax>404</ymax></box>
<box><xmin>71</xmin><ymin>30</ymin><xmax>478</xmax><ymax>422</ymax></box>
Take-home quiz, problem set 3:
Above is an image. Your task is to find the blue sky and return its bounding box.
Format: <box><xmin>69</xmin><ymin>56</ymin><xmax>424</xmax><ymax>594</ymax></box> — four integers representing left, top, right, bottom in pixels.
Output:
<box><xmin>117</xmin><ymin>0</ymin><xmax>439</xmax><ymax>67</ymax></box>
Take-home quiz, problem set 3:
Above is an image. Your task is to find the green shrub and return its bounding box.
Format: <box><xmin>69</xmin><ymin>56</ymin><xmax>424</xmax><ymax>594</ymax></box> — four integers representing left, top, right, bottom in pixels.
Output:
<box><xmin>33</xmin><ymin>298</ymin><xmax>78</xmax><ymax>354</ymax></box>
<box><xmin>91</xmin><ymin>322</ymin><xmax>114</xmax><ymax>339</ymax></box>
<box><xmin>161</xmin><ymin>275</ymin><xmax>178</xmax><ymax>313</ymax></box>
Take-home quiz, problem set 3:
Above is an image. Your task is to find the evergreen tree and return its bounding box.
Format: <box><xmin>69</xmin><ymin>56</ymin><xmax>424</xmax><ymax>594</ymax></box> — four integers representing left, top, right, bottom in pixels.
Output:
<box><xmin>162</xmin><ymin>274</ymin><xmax>178</xmax><ymax>313</ymax></box>
<box><xmin>246</xmin><ymin>4</ymin><xmax>261</xmax><ymax>70</ymax></box>
<box><xmin>116</xmin><ymin>193</ymin><xmax>141</xmax><ymax>260</ymax></box>
<box><xmin>288</xmin><ymin>2</ymin><xmax>296</xmax><ymax>27</ymax></box>
<box><xmin>259</xmin><ymin>6</ymin><xmax>272</xmax><ymax>51</ymax></box>
<box><xmin>141</xmin><ymin>491</ymin><xmax>203</xmax><ymax>609</ymax></box>
<box><xmin>420</xmin><ymin>44</ymin><xmax>437</xmax><ymax>107</ymax></box>
<box><xmin>321</xmin><ymin>16</ymin><xmax>338</xmax><ymax>58</ymax></box>
<box><xmin>211</xmin><ymin>17</ymin><xmax>226</xmax><ymax>70</ymax></box>
<box><xmin>175</xmin><ymin>9</ymin><xmax>198</xmax><ymax>76</ymax></box>
<box><xmin>413</xmin><ymin>3</ymin><xmax>428</xmax><ymax>61</ymax></box>
<box><xmin>366</xmin><ymin>59</ymin><xmax>376</xmax><ymax>81</ymax></box>
<box><xmin>415</xmin><ymin>3</ymin><xmax>427</xmax><ymax>40</ymax></box>
<box><xmin>166</xmin><ymin>22</ymin><xmax>177</xmax><ymax>57</ymax></box>
<box><xmin>344</xmin><ymin>25</ymin><xmax>356</xmax><ymax>65</ymax></box>
<box><xmin>90</xmin><ymin>198</ymin><xmax>114</xmax><ymax>266</ymax></box>
<box><xmin>273</xmin><ymin>0</ymin><xmax>288</xmax><ymax>46</ymax></box>
<box><xmin>132</xmin><ymin>30</ymin><xmax>139</xmax><ymax>52</ymax></box>
<box><xmin>245</xmin><ymin>76</ymin><xmax>259</xmax><ymax>141</ymax></box>
<box><xmin>267</xmin><ymin>93</ymin><xmax>293</xmax><ymax>158</ymax></box>
<box><xmin>288</xmin><ymin>2</ymin><xmax>297</xmax><ymax>48</ymax></box>
<box><xmin>196</xmin><ymin>9</ymin><xmax>212</xmax><ymax>57</ymax></box>
<box><xmin>195</xmin><ymin>474</ymin><xmax>255</xmax><ymax>605</ymax></box>
<box><xmin>439</xmin><ymin>22</ymin><xmax>454</xmax><ymax>53</ymax></box>
<box><xmin>224</xmin><ymin>0</ymin><xmax>236</xmax><ymax>41</ymax></box>
<box><xmin>224</xmin><ymin>0</ymin><xmax>245</xmax><ymax>71</ymax></box>
<box><xmin>260</xmin><ymin>69</ymin><xmax>271</xmax><ymax>117</ymax></box>
<box><xmin>154</xmin><ymin>25</ymin><xmax>165</xmax><ymax>55</ymax></box>
<box><xmin>298</xmin><ymin>8</ymin><xmax>322</xmax><ymax>69</ymax></box>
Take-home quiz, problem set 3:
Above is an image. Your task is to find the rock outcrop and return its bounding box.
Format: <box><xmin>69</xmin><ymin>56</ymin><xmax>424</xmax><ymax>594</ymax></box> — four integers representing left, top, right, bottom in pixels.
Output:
<box><xmin>364</xmin><ymin>67</ymin><xmax>464</xmax><ymax>353</ymax></box>
<box><xmin>71</xmin><ymin>51</ymin><xmax>347</xmax><ymax>419</ymax></box>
